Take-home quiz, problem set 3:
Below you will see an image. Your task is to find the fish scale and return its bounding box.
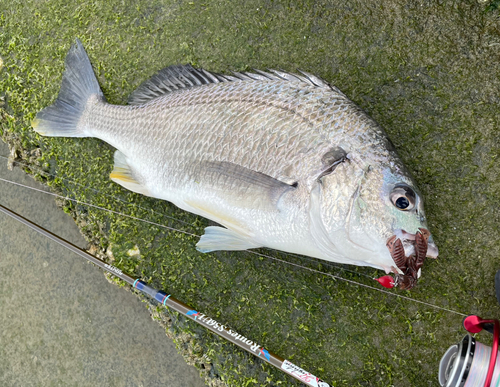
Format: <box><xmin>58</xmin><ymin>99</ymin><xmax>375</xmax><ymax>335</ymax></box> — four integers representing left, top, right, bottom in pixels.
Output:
<box><xmin>33</xmin><ymin>39</ymin><xmax>438</xmax><ymax>287</ymax></box>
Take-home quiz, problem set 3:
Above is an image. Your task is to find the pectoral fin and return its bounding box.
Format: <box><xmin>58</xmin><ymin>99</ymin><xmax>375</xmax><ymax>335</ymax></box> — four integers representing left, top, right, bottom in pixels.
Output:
<box><xmin>196</xmin><ymin>161</ymin><xmax>297</xmax><ymax>209</ymax></box>
<box><xmin>185</xmin><ymin>162</ymin><xmax>297</xmax><ymax>253</ymax></box>
<box><xmin>196</xmin><ymin>226</ymin><xmax>262</xmax><ymax>253</ymax></box>
<box><xmin>184</xmin><ymin>199</ymin><xmax>249</xmax><ymax>235</ymax></box>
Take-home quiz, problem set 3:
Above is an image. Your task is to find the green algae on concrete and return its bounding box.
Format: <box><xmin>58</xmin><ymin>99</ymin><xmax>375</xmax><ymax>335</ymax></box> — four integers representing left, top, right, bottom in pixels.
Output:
<box><xmin>1</xmin><ymin>0</ymin><xmax>500</xmax><ymax>386</ymax></box>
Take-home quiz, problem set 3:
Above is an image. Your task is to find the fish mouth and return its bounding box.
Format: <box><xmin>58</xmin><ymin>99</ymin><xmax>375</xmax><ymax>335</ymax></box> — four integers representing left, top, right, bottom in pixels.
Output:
<box><xmin>385</xmin><ymin>228</ymin><xmax>438</xmax><ymax>290</ymax></box>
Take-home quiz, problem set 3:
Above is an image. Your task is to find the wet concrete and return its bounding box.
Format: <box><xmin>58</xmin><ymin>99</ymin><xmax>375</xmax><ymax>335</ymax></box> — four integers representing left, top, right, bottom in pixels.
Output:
<box><xmin>0</xmin><ymin>140</ymin><xmax>205</xmax><ymax>386</ymax></box>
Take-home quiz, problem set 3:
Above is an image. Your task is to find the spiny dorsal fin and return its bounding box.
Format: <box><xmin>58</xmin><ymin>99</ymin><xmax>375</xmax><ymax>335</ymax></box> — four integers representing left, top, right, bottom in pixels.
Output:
<box><xmin>229</xmin><ymin>69</ymin><xmax>334</xmax><ymax>89</ymax></box>
<box><xmin>128</xmin><ymin>64</ymin><xmax>335</xmax><ymax>105</ymax></box>
<box><xmin>128</xmin><ymin>65</ymin><xmax>233</xmax><ymax>105</ymax></box>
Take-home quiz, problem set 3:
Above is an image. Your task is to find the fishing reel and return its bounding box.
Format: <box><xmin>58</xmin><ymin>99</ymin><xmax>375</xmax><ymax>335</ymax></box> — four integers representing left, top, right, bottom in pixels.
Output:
<box><xmin>439</xmin><ymin>315</ymin><xmax>500</xmax><ymax>387</ymax></box>
<box><xmin>439</xmin><ymin>272</ymin><xmax>500</xmax><ymax>387</ymax></box>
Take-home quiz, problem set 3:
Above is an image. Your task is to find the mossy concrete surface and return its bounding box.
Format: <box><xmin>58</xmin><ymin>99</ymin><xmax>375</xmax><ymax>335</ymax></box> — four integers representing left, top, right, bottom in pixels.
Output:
<box><xmin>1</xmin><ymin>1</ymin><xmax>500</xmax><ymax>386</ymax></box>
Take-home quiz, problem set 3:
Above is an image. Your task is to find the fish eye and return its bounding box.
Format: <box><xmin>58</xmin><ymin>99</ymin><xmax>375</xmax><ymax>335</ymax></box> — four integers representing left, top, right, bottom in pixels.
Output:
<box><xmin>390</xmin><ymin>185</ymin><xmax>416</xmax><ymax>211</ymax></box>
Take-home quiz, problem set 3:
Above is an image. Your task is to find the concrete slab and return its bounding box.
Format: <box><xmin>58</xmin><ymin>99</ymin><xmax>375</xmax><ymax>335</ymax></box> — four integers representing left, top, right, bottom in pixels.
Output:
<box><xmin>0</xmin><ymin>141</ymin><xmax>206</xmax><ymax>386</ymax></box>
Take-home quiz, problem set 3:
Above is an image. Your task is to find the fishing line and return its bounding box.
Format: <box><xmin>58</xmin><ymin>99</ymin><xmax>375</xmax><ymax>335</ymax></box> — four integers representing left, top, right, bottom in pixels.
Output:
<box><xmin>0</xmin><ymin>154</ymin><xmax>196</xmax><ymax>228</ymax></box>
<box><xmin>0</xmin><ymin>154</ymin><xmax>376</xmax><ymax>279</ymax></box>
<box><xmin>249</xmin><ymin>250</ymin><xmax>467</xmax><ymax>317</ymax></box>
<box><xmin>0</xmin><ymin>176</ymin><xmax>199</xmax><ymax>238</ymax></box>
<box><xmin>283</xmin><ymin>251</ymin><xmax>376</xmax><ymax>280</ymax></box>
<box><xmin>0</xmin><ymin>172</ymin><xmax>369</xmax><ymax>279</ymax></box>
<box><xmin>0</xmin><ymin>174</ymin><xmax>467</xmax><ymax>317</ymax></box>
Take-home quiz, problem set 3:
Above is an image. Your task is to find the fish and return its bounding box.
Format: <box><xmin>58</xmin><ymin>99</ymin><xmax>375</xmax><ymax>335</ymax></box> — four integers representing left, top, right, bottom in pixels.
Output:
<box><xmin>32</xmin><ymin>39</ymin><xmax>438</xmax><ymax>289</ymax></box>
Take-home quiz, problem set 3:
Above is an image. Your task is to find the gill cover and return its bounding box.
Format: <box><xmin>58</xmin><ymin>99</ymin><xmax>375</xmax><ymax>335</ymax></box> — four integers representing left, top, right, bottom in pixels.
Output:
<box><xmin>308</xmin><ymin>181</ymin><xmax>344</xmax><ymax>261</ymax></box>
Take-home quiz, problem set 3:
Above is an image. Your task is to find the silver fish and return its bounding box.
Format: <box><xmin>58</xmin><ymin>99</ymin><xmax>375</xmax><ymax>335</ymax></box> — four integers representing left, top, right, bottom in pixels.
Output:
<box><xmin>33</xmin><ymin>39</ymin><xmax>438</xmax><ymax>289</ymax></box>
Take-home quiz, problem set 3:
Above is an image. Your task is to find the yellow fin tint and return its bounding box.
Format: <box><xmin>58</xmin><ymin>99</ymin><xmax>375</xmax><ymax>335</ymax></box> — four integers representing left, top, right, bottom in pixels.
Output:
<box><xmin>31</xmin><ymin>118</ymin><xmax>40</xmax><ymax>130</ymax></box>
<box><xmin>109</xmin><ymin>168</ymin><xmax>137</xmax><ymax>183</ymax></box>
<box><xmin>31</xmin><ymin>118</ymin><xmax>47</xmax><ymax>135</ymax></box>
<box><xmin>110</xmin><ymin>151</ymin><xmax>150</xmax><ymax>196</ymax></box>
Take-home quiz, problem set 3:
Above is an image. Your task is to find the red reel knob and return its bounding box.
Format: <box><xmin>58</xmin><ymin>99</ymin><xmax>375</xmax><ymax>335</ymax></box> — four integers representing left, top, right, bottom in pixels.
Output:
<box><xmin>463</xmin><ymin>315</ymin><xmax>485</xmax><ymax>334</ymax></box>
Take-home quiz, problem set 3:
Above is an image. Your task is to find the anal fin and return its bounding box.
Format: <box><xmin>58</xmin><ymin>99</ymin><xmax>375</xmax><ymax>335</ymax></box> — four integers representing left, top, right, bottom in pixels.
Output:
<box><xmin>196</xmin><ymin>226</ymin><xmax>262</xmax><ymax>253</ymax></box>
<box><xmin>110</xmin><ymin>150</ymin><xmax>150</xmax><ymax>196</ymax></box>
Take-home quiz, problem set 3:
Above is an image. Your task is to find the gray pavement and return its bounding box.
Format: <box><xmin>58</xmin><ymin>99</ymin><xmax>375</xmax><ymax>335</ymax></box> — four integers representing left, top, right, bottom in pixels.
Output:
<box><xmin>0</xmin><ymin>140</ymin><xmax>206</xmax><ymax>386</ymax></box>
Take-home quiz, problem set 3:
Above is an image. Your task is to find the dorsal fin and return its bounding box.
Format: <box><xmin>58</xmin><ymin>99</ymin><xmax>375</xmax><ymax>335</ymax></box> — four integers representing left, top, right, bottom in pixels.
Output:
<box><xmin>128</xmin><ymin>65</ymin><xmax>233</xmax><ymax>105</ymax></box>
<box><xmin>128</xmin><ymin>64</ymin><xmax>335</xmax><ymax>105</ymax></box>
<box><xmin>229</xmin><ymin>69</ymin><xmax>334</xmax><ymax>89</ymax></box>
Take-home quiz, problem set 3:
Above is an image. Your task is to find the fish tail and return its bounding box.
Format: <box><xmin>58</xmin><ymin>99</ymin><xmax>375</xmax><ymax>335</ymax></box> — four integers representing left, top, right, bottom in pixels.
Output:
<box><xmin>32</xmin><ymin>38</ymin><xmax>104</xmax><ymax>137</ymax></box>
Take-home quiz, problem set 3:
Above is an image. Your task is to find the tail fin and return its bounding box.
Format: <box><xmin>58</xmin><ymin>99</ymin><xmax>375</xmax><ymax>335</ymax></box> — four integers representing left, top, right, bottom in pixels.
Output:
<box><xmin>32</xmin><ymin>38</ymin><xmax>104</xmax><ymax>137</ymax></box>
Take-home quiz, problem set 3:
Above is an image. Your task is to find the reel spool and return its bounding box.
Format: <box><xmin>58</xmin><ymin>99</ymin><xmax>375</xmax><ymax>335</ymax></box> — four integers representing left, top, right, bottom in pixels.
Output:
<box><xmin>439</xmin><ymin>316</ymin><xmax>500</xmax><ymax>387</ymax></box>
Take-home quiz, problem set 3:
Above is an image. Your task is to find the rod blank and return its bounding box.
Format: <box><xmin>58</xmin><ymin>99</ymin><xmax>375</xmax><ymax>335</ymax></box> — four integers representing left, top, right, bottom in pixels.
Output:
<box><xmin>0</xmin><ymin>203</ymin><xmax>331</xmax><ymax>387</ymax></box>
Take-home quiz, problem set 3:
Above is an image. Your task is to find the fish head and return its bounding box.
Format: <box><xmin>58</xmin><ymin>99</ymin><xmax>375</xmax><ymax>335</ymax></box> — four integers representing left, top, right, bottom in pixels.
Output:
<box><xmin>309</xmin><ymin>160</ymin><xmax>438</xmax><ymax>289</ymax></box>
<box><xmin>378</xmin><ymin>166</ymin><xmax>438</xmax><ymax>252</ymax></box>
<box><xmin>376</xmin><ymin>167</ymin><xmax>439</xmax><ymax>288</ymax></box>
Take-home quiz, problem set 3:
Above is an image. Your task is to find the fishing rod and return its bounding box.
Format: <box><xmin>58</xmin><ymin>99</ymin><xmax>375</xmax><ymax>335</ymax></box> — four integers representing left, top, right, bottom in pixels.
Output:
<box><xmin>0</xmin><ymin>202</ymin><xmax>331</xmax><ymax>387</ymax></box>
